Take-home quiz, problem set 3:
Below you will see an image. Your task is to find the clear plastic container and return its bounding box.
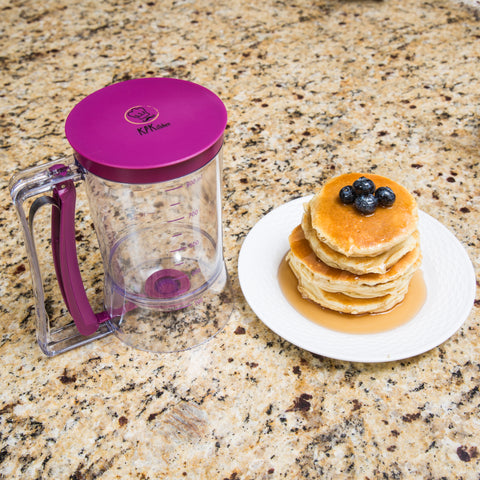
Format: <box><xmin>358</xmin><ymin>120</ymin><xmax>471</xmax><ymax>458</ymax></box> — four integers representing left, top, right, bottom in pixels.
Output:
<box><xmin>10</xmin><ymin>78</ymin><xmax>233</xmax><ymax>356</ymax></box>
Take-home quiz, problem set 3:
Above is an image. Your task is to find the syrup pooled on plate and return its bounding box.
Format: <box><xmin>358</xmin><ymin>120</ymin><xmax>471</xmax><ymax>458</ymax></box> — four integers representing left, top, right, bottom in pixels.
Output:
<box><xmin>278</xmin><ymin>255</ymin><xmax>426</xmax><ymax>335</ymax></box>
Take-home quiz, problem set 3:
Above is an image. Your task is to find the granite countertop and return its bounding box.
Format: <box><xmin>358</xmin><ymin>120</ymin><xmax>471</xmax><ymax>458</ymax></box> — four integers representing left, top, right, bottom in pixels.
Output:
<box><xmin>1</xmin><ymin>0</ymin><xmax>480</xmax><ymax>478</ymax></box>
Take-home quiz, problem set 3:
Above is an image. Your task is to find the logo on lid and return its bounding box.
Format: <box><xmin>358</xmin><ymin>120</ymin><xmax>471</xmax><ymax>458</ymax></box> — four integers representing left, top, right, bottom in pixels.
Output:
<box><xmin>124</xmin><ymin>105</ymin><xmax>159</xmax><ymax>125</ymax></box>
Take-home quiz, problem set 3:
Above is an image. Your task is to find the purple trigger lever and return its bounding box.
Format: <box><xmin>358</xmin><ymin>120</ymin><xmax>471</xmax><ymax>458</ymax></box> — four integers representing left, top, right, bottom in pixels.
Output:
<box><xmin>50</xmin><ymin>164</ymin><xmax>110</xmax><ymax>336</ymax></box>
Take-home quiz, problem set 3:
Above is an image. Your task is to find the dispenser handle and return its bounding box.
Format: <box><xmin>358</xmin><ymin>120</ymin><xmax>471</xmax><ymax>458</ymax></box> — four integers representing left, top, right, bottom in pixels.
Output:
<box><xmin>9</xmin><ymin>158</ymin><xmax>112</xmax><ymax>356</ymax></box>
<box><xmin>49</xmin><ymin>166</ymin><xmax>110</xmax><ymax>336</ymax></box>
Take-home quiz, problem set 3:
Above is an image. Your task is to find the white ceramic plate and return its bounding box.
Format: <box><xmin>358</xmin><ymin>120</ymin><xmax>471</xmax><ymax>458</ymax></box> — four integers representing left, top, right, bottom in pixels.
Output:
<box><xmin>238</xmin><ymin>196</ymin><xmax>476</xmax><ymax>363</ymax></box>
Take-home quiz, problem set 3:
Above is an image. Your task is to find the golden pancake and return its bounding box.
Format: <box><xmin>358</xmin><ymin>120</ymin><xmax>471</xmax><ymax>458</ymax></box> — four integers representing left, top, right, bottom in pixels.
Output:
<box><xmin>293</xmin><ymin>276</ymin><xmax>411</xmax><ymax>315</ymax></box>
<box><xmin>302</xmin><ymin>202</ymin><xmax>419</xmax><ymax>275</ymax></box>
<box><xmin>308</xmin><ymin>173</ymin><xmax>418</xmax><ymax>257</ymax></box>
<box><xmin>287</xmin><ymin>224</ymin><xmax>421</xmax><ymax>298</ymax></box>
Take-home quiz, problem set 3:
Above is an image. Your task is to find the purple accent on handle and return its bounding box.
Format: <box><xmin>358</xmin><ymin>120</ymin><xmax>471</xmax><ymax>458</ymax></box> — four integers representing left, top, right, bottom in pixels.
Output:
<box><xmin>49</xmin><ymin>165</ymin><xmax>70</xmax><ymax>306</ymax></box>
<box><xmin>50</xmin><ymin>175</ymin><xmax>108</xmax><ymax>336</ymax></box>
<box><xmin>51</xmin><ymin>188</ymin><xmax>67</xmax><ymax>308</ymax></box>
<box><xmin>65</xmin><ymin>78</ymin><xmax>227</xmax><ymax>184</ymax></box>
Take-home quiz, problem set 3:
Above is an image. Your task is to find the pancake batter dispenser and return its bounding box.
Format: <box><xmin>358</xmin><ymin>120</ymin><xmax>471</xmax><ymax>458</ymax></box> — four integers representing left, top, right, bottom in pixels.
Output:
<box><xmin>10</xmin><ymin>78</ymin><xmax>233</xmax><ymax>356</ymax></box>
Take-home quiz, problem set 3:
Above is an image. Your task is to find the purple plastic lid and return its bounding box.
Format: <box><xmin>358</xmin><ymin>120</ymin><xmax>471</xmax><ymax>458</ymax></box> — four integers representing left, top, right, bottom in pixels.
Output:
<box><xmin>65</xmin><ymin>78</ymin><xmax>227</xmax><ymax>184</ymax></box>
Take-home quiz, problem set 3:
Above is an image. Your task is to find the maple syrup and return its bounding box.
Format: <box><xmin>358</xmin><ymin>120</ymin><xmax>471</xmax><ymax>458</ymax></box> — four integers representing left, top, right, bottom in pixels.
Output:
<box><xmin>278</xmin><ymin>255</ymin><xmax>426</xmax><ymax>334</ymax></box>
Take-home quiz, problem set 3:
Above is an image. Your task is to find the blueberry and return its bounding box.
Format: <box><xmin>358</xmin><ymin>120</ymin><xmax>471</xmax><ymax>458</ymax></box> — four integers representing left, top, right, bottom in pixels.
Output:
<box><xmin>353</xmin><ymin>176</ymin><xmax>376</xmax><ymax>196</ymax></box>
<box><xmin>339</xmin><ymin>185</ymin><xmax>356</xmax><ymax>204</ymax></box>
<box><xmin>375</xmin><ymin>186</ymin><xmax>396</xmax><ymax>207</ymax></box>
<box><xmin>354</xmin><ymin>194</ymin><xmax>378</xmax><ymax>215</ymax></box>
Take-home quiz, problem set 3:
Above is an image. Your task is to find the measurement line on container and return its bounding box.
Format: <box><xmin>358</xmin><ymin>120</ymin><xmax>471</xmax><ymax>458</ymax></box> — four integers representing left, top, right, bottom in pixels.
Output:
<box><xmin>171</xmin><ymin>246</ymin><xmax>187</xmax><ymax>253</ymax></box>
<box><xmin>168</xmin><ymin>217</ymin><xmax>185</xmax><ymax>223</ymax></box>
<box><xmin>166</xmin><ymin>185</ymin><xmax>183</xmax><ymax>192</ymax></box>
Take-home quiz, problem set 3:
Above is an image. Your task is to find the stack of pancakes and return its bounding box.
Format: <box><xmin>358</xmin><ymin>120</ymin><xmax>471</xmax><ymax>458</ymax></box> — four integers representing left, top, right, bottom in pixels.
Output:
<box><xmin>286</xmin><ymin>173</ymin><xmax>421</xmax><ymax>314</ymax></box>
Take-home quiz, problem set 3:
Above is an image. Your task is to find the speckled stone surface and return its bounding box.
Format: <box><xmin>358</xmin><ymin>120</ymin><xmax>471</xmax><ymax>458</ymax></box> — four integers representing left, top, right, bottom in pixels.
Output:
<box><xmin>1</xmin><ymin>0</ymin><xmax>480</xmax><ymax>478</ymax></box>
